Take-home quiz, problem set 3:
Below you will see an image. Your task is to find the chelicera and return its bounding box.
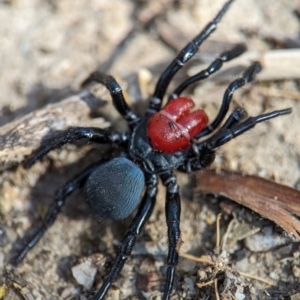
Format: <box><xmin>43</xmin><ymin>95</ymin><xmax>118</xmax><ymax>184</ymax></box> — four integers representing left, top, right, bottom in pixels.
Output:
<box><xmin>14</xmin><ymin>0</ymin><xmax>291</xmax><ymax>299</ymax></box>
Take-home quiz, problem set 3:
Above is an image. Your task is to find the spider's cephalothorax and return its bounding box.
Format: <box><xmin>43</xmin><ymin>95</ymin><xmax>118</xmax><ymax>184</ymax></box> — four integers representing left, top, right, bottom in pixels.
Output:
<box><xmin>147</xmin><ymin>97</ymin><xmax>208</xmax><ymax>153</ymax></box>
<box><xmin>14</xmin><ymin>0</ymin><xmax>291</xmax><ymax>299</ymax></box>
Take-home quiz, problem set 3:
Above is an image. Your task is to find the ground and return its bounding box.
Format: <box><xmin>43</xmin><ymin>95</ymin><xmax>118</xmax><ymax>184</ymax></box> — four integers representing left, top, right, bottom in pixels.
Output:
<box><xmin>0</xmin><ymin>0</ymin><xmax>300</xmax><ymax>299</ymax></box>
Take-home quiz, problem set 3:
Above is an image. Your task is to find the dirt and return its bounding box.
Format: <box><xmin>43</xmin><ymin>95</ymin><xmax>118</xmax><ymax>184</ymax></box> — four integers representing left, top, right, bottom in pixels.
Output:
<box><xmin>0</xmin><ymin>0</ymin><xmax>300</xmax><ymax>299</ymax></box>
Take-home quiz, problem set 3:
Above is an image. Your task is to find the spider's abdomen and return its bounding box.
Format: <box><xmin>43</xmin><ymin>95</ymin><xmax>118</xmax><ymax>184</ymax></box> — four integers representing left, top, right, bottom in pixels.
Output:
<box><xmin>85</xmin><ymin>157</ymin><xmax>145</xmax><ymax>220</ymax></box>
<box><xmin>147</xmin><ymin>97</ymin><xmax>208</xmax><ymax>152</ymax></box>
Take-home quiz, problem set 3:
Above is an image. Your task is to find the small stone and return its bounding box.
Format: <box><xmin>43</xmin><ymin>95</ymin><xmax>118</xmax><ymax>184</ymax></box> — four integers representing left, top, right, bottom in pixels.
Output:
<box><xmin>180</xmin><ymin>258</ymin><xmax>197</xmax><ymax>272</ymax></box>
<box><xmin>292</xmin><ymin>265</ymin><xmax>300</xmax><ymax>278</ymax></box>
<box><xmin>205</xmin><ymin>211</ymin><xmax>216</xmax><ymax>225</ymax></box>
<box><xmin>249</xmin><ymin>254</ymin><xmax>256</xmax><ymax>264</ymax></box>
<box><xmin>0</xmin><ymin>283</ymin><xmax>9</xmax><ymax>299</ymax></box>
<box><xmin>244</xmin><ymin>226</ymin><xmax>290</xmax><ymax>252</ymax></box>
<box><xmin>184</xmin><ymin>277</ymin><xmax>195</xmax><ymax>294</ymax></box>
<box><xmin>269</xmin><ymin>271</ymin><xmax>279</xmax><ymax>281</ymax></box>
<box><xmin>198</xmin><ymin>270</ymin><xmax>207</xmax><ymax>280</ymax></box>
<box><xmin>71</xmin><ymin>260</ymin><xmax>97</xmax><ymax>290</ymax></box>
<box><xmin>60</xmin><ymin>285</ymin><xmax>77</xmax><ymax>298</ymax></box>
<box><xmin>235</xmin><ymin>257</ymin><xmax>249</xmax><ymax>273</ymax></box>
<box><xmin>235</xmin><ymin>291</ymin><xmax>245</xmax><ymax>300</ymax></box>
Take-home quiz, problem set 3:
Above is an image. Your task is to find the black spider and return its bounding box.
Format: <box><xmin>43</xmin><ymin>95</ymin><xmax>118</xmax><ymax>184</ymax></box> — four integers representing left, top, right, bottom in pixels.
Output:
<box><xmin>14</xmin><ymin>0</ymin><xmax>291</xmax><ymax>299</ymax></box>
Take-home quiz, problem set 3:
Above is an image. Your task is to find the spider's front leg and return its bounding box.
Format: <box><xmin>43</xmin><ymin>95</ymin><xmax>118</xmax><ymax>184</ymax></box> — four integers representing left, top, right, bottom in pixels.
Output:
<box><xmin>25</xmin><ymin>70</ymin><xmax>140</xmax><ymax>168</ymax></box>
<box><xmin>200</xmin><ymin>108</ymin><xmax>292</xmax><ymax>151</ymax></box>
<box><xmin>179</xmin><ymin>108</ymin><xmax>292</xmax><ymax>173</ymax></box>
<box><xmin>196</xmin><ymin>61</ymin><xmax>262</xmax><ymax>139</ymax></box>
<box><xmin>24</xmin><ymin>127</ymin><xmax>130</xmax><ymax>168</ymax></box>
<box><xmin>160</xmin><ymin>171</ymin><xmax>181</xmax><ymax>300</ymax></box>
<box><xmin>82</xmin><ymin>72</ymin><xmax>140</xmax><ymax>128</ymax></box>
<box><xmin>168</xmin><ymin>43</ymin><xmax>246</xmax><ymax>102</ymax></box>
<box><xmin>148</xmin><ymin>0</ymin><xmax>236</xmax><ymax>114</ymax></box>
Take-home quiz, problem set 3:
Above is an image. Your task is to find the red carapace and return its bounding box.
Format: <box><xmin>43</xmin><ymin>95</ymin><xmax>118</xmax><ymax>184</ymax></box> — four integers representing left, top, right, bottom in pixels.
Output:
<box><xmin>147</xmin><ymin>97</ymin><xmax>208</xmax><ymax>152</ymax></box>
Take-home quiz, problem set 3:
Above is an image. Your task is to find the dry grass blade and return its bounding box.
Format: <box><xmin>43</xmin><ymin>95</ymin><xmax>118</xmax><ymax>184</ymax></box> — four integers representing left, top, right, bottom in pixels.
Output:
<box><xmin>196</xmin><ymin>169</ymin><xmax>300</xmax><ymax>239</ymax></box>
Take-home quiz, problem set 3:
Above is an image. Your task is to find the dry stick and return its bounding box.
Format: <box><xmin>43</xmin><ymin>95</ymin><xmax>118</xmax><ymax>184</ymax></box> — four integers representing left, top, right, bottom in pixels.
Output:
<box><xmin>196</xmin><ymin>169</ymin><xmax>300</xmax><ymax>239</ymax></box>
<box><xmin>0</xmin><ymin>92</ymin><xmax>108</xmax><ymax>171</ymax></box>
<box><xmin>214</xmin><ymin>279</ymin><xmax>220</xmax><ymax>300</ymax></box>
<box><xmin>216</xmin><ymin>213</ymin><xmax>221</xmax><ymax>248</ymax></box>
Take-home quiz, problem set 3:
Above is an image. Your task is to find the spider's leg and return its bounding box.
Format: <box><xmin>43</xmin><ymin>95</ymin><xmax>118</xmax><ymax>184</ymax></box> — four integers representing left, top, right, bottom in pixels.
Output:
<box><xmin>168</xmin><ymin>43</ymin><xmax>246</xmax><ymax>101</ymax></box>
<box><xmin>179</xmin><ymin>108</ymin><xmax>292</xmax><ymax>173</ymax></box>
<box><xmin>160</xmin><ymin>171</ymin><xmax>181</xmax><ymax>300</ymax></box>
<box><xmin>93</xmin><ymin>173</ymin><xmax>158</xmax><ymax>300</ymax></box>
<box><xmin>24</xmin><ymin>127</ymin><xmax>129</xmax><ymax>168</ymax></box>
<box><xmin>220</xmin><ymin>106</ymin><xmax>247</xmax><ymax>130</ymax></box>
<box><xmin>82</xmin><ymin>72</ymin><xmax>140</xmax><ymax>128</ymax></box>
<box><xmin>147</xmin><ymin>0</ymin><xmax>236</xmax><ymax>115</ymax></box>
<box><xmin>13</xmin><ymin>161</ymin><xmax>104</xmax><ymax>265</ymax></box>
<box><xmin>179</xmin><ymin>107</ymin><xmax>246</xmax><ymax>172</ymax></box>
<box><xmin>202</xmin><ymin>108</ymin><xmax>292</xmax><ymax>149</ymax></box>
<box><xmin>196</xmin><ymin>61</ymin><xmax>262</xmax><ymax>139</ymax></box>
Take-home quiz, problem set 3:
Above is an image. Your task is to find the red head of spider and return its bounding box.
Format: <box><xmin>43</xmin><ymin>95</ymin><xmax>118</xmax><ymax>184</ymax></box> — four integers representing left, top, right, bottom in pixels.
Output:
<box><xmin>147</xmin><ymin>97</ymin><xmax>208</xmax><ymax>153</ymax></box>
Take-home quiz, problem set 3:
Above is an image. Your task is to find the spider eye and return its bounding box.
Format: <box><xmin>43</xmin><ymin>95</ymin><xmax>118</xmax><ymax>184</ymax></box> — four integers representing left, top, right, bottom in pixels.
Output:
<box><xmin>85</xmin><ymin>157</ymin><xmax>145</xmax><ymax>220</ymax></box>
<box><xmin>147</xmin><ymin>97</ymin><xmax>208</xmax><ymax>152</ymax></box>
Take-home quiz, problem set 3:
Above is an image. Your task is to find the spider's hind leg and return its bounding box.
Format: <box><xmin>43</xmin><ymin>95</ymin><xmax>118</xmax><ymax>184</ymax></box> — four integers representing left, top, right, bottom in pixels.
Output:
<box><xmin>13</xmin><ymin>160</ymin><xmax>105</xmax><ymax>265</ymax></box>
<box><xmin>93</xmin><ymin>173</ymin><xmax>158</xmax><ymax>300</ymax></box>
<box><xmin>160</xmin><ymin>171</ymin><xmax>181</xmax><ymax>300</ymax></box>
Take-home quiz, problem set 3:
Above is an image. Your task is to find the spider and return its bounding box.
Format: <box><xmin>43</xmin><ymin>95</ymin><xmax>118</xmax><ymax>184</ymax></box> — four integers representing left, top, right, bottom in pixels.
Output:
<box><xmin>13</xmin><ymin>0</ymin><xmax>291</xmax><ymax>299</ymax></box>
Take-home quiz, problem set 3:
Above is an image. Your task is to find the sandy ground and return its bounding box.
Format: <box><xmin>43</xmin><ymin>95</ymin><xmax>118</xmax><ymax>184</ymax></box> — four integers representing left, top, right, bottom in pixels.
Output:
<box><xmin>0</xmin><ymin>0</ymin><xmax>300</xmax><ymax>299</ymax></box>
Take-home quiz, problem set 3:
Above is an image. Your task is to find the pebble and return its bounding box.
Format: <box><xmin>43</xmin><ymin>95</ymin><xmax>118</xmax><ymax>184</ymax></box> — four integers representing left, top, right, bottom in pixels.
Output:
<box><xmin>71</xmin><ymin>260</ymin><xmax>97</xmax><ymax>290</ymax></box>
<box><xmin>292</xmin><ymin>265</ymin><xmax>300</xmax><ymax>278</ymax></box>
<box><xmin>249</xmin><ymin>254</ymin><xmax>256</xmax><ymax>264</ymax></box>
<box><xmin>244</xmin><ymin>226</ymin><xmax>290</xmax><ymax>252</ymax></box>
<box><xmin>180</xmin><ymin>258</ymin><xmax>197</xmax><ymax>272</ymax></box>
<box><xmin>235</xmin><ymin>291</ymin><xmax>245</xmax><ymax>300</ymax></box>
